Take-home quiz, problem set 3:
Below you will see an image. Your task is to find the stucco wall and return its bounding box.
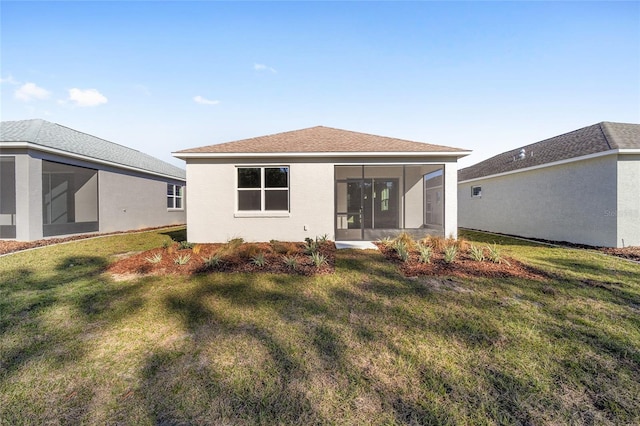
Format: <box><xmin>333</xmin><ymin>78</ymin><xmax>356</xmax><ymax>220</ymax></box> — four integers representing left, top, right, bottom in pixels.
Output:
<box><xmin>186</xmin><ymin>157</ymin><xmax>461</xmax><ymax>243</ymax></box>
<box><xmin>458</xmin><ymin>155</ymin><xmax>618</xmax><ymax>247</ymax></box>
<box><xmin>617</xmin><ymin>154</ymin><xmax>640</xmax><ymax>247</ymax></box>
<box><xmin>186</xmin><ymin>158</ymin><xmax>334</xmax><ymax>242</ymax></box>
<box><xmin>99</xmin><ymin>169</ymin><xmax>186</xmax><ymax>233</ymax></box>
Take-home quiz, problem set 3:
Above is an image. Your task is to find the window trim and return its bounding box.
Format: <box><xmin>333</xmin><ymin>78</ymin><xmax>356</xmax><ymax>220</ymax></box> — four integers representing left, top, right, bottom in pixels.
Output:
<box><xmin>236</xmin><ymin>165</ymin><xmax>290</xmax><ymax>215</ymax></box>
<box><xmin>167</xmin><ymin>183</ymin><xmax>184</xmax><ymax>210</ymax></box>
<box><xmin>471</xmin><ymin>185</ymin><xmax>482</xmax><ymax>198</ymax></box>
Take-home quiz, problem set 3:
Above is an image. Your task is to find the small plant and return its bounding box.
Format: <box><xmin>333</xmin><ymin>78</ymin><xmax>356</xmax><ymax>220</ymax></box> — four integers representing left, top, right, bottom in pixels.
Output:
<box><xmin>282</xmin><ymin>255</ymin><xmax>299</xmax><ymax>270</ymax></box>
<box><xmin>393</xmin><ymin>241</ymin><xmax>410</xmax><ymax>262</ymax></box>
<box><xmin>162</xmin><ymin>240</ymin><xmax>170</xmax><ymax>249</ymax></box>
<box><xmin>317</xmin><ymin>234</ymin><xmax>329</xmax><ymax>243</ymax></box>
<box><xmin>203</xmin><ymin>253</ymin><xmax>223</xmax><ymax>269</ymax></box>
<box><xmin>144</xmin><ymin>252</ymin><xmax>163</xmax><ymax>264</ymax></box>
<box><xmin>178</xmin><ymin>241</ymin><xmax>194</xmax><ymax>250</ymax></box>
<box><xmin>378</xmin><ymin>236</ymin><xmax>394</xmax><ymax>247</ymax></box>
<box><xmin>422</xmin><ymin>235</ymin><xmax>447</xmax><ymax>251</ymax></box>
<box><xmin>469</xmin><ymin>244</ymin><xmax>485</xmax><ymax>262</ymax></box>
<box><xmin>192</xmin><ymin>244</ymin><xmax>202</xmax><ymax>255</ymax></box>
<box><xmin>304</xmin><ymin>238</ymin><xmax>319</xmax><ymax>254</ymax></box>
<box><xmin>310</xmin><ymin>252</ymin><xmax>327</xmax><ymax>268</ymax></box>
<box><xmin>486</xmin><ymin>244</ymin><xmax>509</xmax><ymax>265</ymax></box>
<box><xmin>443</xmin><ymin>246</ymin><xmax>458</xmax><ymax>264</ymax></box>
<box><xmin>416</xmin><ymin>243</ymin><xmax>432</xmax><ymax>264</ymax></box>
<box><xmin>251</xmin><ymin>252</ymin><xmax>267</xmax><ymax>267</ymax></box>
<box><xmin>174</xmin><ymin>253</ymin><xmax>191</xmax><ymax>265</ymax></box>
<box><xmin>393</xmin><ymin>232</ymin><xmax>416</xmax><ymax>251</ymax></box>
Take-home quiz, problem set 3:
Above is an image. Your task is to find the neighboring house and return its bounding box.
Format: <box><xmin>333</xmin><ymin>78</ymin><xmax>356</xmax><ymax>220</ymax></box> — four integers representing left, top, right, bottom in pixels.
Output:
<box><xmin>458</xmin><ymin>122</ymin><xmax>640</xmax><ymax>248</ymax></box>
<box><xmin>173</xmin><ymin>126</ymin><xmax>470</xmax><ymax>243</ymax></box>
<box><xmin>0</xmin><ymin>119</ymin><xmax>186</xmax><ymax>241</ymax></box>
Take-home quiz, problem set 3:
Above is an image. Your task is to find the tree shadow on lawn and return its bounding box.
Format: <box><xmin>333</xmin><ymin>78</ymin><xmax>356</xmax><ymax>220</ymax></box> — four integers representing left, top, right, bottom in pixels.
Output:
<box><xmin>0</xmin><ymin>255</ymin><xmax>146</xmax><ymax>382</ymax></box>
<box><xmin>160</xmin><ymin>228</ymin><xmax>187</xmax><ymax>243</ymax></box>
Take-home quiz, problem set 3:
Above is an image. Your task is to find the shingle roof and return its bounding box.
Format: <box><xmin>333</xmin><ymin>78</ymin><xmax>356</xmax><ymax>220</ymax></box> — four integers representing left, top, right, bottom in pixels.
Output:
<box><xmin>174</xmin><ymin>126</ymin><xmax>469</xmax><ymax>155</ymax></box>
<box><xmin>459</xmin><ymin>122</ymin><xmax>640</xmax><ymax>181</ymax></box>
<box><xmin>0</xmin><ymin>119</ymin><xmax>185</xmax><ymax>180</ymax></box>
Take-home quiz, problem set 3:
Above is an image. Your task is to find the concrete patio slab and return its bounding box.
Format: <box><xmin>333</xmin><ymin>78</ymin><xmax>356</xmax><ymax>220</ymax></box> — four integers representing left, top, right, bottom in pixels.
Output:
<box><xmin>335</xmin><ymin>241</ymin><xmax>379</xmax><ymax>250</ymax></box>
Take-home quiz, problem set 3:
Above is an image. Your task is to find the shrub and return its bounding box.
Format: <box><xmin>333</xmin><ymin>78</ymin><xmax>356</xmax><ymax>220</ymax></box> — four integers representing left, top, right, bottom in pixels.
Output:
<box><xmin>162</xmin><ymin>240</ymin><xmax>170</xmax><ymax>249</ymax></box>
<box><xmin>422</xmin><ymin>235</ymin><xmax>447</xmax><ymax>251</ymax></box>
<box><xmin>192</xmin><ymin>244</ymin><xmax>202</xmax><ymax>255</ymax></box>
<box><xmin>203</xmin><ymin>253</ymin><xmax>223</xmax><ymax>269</ymax></box>
<box><xmin>282</xmin><ymin>255</ymin><xmax>299</xmax><ymax>270</ymax></box>
<box><xmin>251</xmin><ymin>252</ymin><xmax>267</xmax><ymax>267</ymax></box>
<box><xmin>393</xmin><ymin>241</ymin><xmax>410</xmax><ymax>262</ymax></box>
<box><xmin>144</xmin><ymin>252</ymin><xmax>163</xmax><ymax>264</ymax></box>
<box><xmin>469</xmin><ymin>244</ymin><xmax>485</xmax><ymax>262</ymax></box>
<box><xmin>416</xmin><ymin>243</ymin><xmax>432</xmax><ymax>264</ymax></box>
<box><xmin>443</xmin><ymin>246</ymin><xmax>458</xmax><ymax>264</ymax></box>
<box><xmin>393</xmin><ymin>232</ymin><xmax>416</xmax><ymax>251</ymax></box>
<box><xmin>178</xmin><ymin>241</ymin><xmax>194</xmax><ymax>250</ymax></box>
<box><xmin>304</xmin><ymin>238</ymin><xmax>319</xmax><ymax>255</ymax></box>
<box><xmin>239</xmin><ymin>243</ymin><xmax>261</xmax><ymax>259</ymax></box>
<box><xmin>317</xmin><ymin>234</ymin><xmax>330</xmax><ymax>243</ymax></box>
<box><xmin>174</xmin><ymin>253</ymin><xmax>191</xmax><ymax>265</ymax></box>
<box><xmin>273</xmin><ymin>241</ymin><xmax>298</xmax><ymax>255</ymax></box>
<box><xmin>378</xmin><ymin>236</ymin><xmax>394</xmax><ymax>248</ymax></box>
<box><xmin>486</xmin><ymin>244</ymin><xmax>509</xmax><ymax>265</ymax></box>
<box><xmin>310</xmin><ymin>252</ymin><xmax>327</xmax><ymax>268</ymax></box>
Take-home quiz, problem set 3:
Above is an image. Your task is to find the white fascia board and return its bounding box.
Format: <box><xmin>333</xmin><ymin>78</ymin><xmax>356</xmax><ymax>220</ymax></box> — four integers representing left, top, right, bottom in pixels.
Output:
<box><xmin>458</xmin><ymin>149</ymin><xmax>624</xmax><ymax>184</ymax></box>
<box><xmin>1</xmin><ymin>141</ymin><xmax>185</xmax><ymax>181</ymax></box>
<box><xmin>172</xmin><ymin>150</ymin><xmax>472</xmax><ymax>159</ymax></box>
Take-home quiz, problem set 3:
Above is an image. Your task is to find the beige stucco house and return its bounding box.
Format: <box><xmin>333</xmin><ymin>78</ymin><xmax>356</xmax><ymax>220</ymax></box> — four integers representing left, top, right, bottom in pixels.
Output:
<box><xmin>1</xmin><ymin>119</ymin><xmax>186</xmax><ymax>241</ymax></box>
<box><xmin>173</xmin><ymin>126</ymin><xmax>470</xmax><ymax>243</ymax></box>
<box><xmin>458</xmin><ymin>122</ymin><xmax>640</xmax><ymax>248</ymax></box>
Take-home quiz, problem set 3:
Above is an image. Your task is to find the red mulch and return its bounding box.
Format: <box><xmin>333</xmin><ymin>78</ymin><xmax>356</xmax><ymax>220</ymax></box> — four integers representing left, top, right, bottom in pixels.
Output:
<box><xmin>600</xmin><ymin>246</ymin><xmax>640</xmax><ymax>262</ymax></box>
<box><xmin>375</xmin><ymin>243</ymin><xmax>549</xmax><ymax>280</ymax></box>
<box><xmin>107</xmin><ymin>241</ymin><xmax>336</xmax><ymax>277</ymax></box>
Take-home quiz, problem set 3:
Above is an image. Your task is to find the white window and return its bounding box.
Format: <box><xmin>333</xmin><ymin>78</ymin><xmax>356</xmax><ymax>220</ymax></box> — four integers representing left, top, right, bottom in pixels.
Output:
<box><xmin>471</xmin><ymin>186</ymin><xmax>482</xmax><ymax>198</ymax></box>
<box><xmin>167</xmin><ymin>184</ymin><xmax>183</xmax><ymax>209</ymax></box>
<box><xmin>237</xmin><ymin>166</ymin><xmax>289</xmax><ymax>211</ymax></box>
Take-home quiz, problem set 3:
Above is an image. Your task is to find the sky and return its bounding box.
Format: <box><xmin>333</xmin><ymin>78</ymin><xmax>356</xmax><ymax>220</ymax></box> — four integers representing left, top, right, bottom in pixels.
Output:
<box><xmin>1</xmin><ymin>1</ymin><xmax>639</xmax><ymax>169</ymax></box>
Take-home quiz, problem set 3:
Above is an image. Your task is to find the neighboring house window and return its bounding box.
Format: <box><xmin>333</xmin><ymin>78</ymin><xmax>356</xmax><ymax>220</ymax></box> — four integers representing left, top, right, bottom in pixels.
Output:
<box><xmin>237</xmin><ymin>167</ymin><xmax>289</xmax><ymax>211</ymax></box>
<box><xmin>471</xmin><ymin>186</ymin><xmax>482</xmax><ymax>198</ymax></box>
<box><xmin>167</xmin><ymin>184</ymin><xmax>183</xmax><ymax>209</ymax></box>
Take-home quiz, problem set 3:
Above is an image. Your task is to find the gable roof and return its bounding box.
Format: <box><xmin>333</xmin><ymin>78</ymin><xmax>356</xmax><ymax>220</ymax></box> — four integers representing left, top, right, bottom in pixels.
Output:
<box><xmin>174</xmin><ymin>126</ymin><xmax>470</xmax><ymax>158</ymax></box>
<box><xmin>1</xmin><ymin>119</ymin><xmax>185</xmax><ymax>180</ymax></box>
<box><xmin>459</xmin><ymin>122</ymin><xmax>640</xmax><ymax>182</ymax></box>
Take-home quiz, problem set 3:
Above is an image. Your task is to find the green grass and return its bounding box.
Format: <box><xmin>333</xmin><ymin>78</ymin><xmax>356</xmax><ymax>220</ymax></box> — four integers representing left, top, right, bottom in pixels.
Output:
<box><xmin>1</xmin><ymin>227</ymin><xmax>639</xmax><ymax>424</ymax></box>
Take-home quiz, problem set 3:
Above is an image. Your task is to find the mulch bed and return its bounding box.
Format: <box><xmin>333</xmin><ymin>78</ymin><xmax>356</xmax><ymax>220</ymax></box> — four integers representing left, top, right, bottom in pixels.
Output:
<box><xmin>107</xmin><ymin>241</ymin><xmax>336</xmax><ymax>277</ymax></box>
<box><xmin>375</xmin><ymin>243</ymin><xmax>549</xmax><ymax>280</ymax></box>
<box><xmin>599</xmin><ymin>246</ymin><xmax>640</xmax><ymax>262</ymax></box>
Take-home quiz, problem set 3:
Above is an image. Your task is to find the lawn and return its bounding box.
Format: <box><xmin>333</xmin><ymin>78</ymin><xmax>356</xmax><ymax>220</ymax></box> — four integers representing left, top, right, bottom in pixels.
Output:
<box><xmin>1</xmin><ymin>227</ymin><xmax>639</xmax><ymax>425</ymax></box>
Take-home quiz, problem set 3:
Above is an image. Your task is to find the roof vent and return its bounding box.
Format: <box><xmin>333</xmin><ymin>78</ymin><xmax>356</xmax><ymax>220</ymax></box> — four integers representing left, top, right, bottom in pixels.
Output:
<box><xmin>517</xmin><ymin>148</ymin><xmax>526</xmax><ymax>160</ymax></box>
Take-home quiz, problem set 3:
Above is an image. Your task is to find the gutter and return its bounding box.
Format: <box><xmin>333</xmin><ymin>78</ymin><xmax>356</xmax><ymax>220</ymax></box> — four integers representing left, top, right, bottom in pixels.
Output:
<box><xmin>459</xmin><ymin>148</ymin><xmax>640</xmax><ymax>184</ymax></box>
<box><xmin>1</xmin><ymin>141</ymin><xmax>186</xmax><ymax>181</ymax></box>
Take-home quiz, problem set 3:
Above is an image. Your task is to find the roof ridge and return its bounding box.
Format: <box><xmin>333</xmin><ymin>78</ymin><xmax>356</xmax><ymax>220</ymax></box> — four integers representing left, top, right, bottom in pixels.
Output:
<box><xmin>599</xmin><ymin>122</ymin><xmax>615</xmax><ymax>150</ymax></box>
<box><xmin>24</xmin><ymin>118</ymin><xmax>45</xmax><ymax>142</ymax></box>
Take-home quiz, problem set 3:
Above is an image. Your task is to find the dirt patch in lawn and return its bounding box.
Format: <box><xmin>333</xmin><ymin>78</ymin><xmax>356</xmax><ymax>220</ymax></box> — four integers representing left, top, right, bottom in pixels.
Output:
<box><xmin>107</xmin><ymin>240</ymin><xmax>336</xmax><ymax>278</ymax></box>
<box><xmin>376</xmin><ymin>242</ymin><xmax>548</xmax><ymax>280</ymax></box>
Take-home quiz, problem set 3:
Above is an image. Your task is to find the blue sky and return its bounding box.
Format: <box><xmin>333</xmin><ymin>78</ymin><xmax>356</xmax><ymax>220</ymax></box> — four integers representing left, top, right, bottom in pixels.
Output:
<box><xmin>2</xmin><ymin>1</ymin><xmax>638</xmax><ymax>168</ymax></box>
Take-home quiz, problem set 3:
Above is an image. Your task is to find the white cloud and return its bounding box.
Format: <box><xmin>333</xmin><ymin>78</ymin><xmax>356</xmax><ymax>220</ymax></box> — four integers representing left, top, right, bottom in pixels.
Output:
<box><xmin>193</xmin><ymin>95</ymin><xmax>220</xmax><ymax>105</ymax></box>
<box><xmin>254</xmin><ymin>63</ymin><xmax>277</xmax><ymax>73</ymax></box>
<box><xmin>15</xmin><ymin>82</ymin><xmax>51</xmax><ymax>101</ymax></box>
<box><xmin>68</xmin><ymin>88</ymin><xmax>108</xmax><ymax>107</ymax></box>
<box><xmin>1</xmin><ymin>74</ymin><xmax>19</xmax><ymax>85</ymax></box>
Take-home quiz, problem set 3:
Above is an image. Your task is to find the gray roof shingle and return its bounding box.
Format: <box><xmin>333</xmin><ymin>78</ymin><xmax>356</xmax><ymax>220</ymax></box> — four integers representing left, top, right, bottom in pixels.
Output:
<box><xmin>1</xmin><ymin>119</ymin><xmax>185</xmax><ymax>180</ymax></box>
<box><xmin>175</xmin><ymin>126</ymin><xmax>469</xmax><ymax>155</ymax></box>
<box><xmin>459</xmin><ymin>122</ymin><xmax>640</xmax><ymax>181</ymax></box>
